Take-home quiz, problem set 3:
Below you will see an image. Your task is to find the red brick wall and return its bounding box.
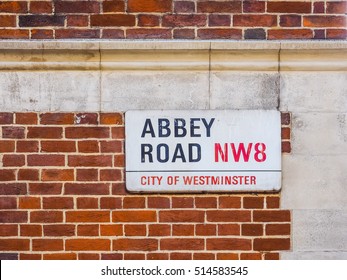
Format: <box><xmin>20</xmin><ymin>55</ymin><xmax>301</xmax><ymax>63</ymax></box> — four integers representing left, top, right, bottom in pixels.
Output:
<box><xmin>0</xmin><ymin>112</ymin><xmax>291</xmax><ymax>260</ymax></box>
<box><xmin>0</xmin><ymin>1</ymin><xmax>346</xmax><ymax>40</ymax></box>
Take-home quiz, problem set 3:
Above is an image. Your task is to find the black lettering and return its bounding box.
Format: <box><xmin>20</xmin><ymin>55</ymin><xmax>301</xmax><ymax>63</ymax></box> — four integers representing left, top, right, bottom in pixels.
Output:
<box><xmin>172</xmin><ymin>144</ymin><xmax>186</xmax><ymax>162</ymax></box>
<box><xmin>189</xmin><ymin>143</ymin><xmax>201</xmax><ymax>162</ymax></box>
<box><xmin>190</xmin><ymin>118</ymin><xmax>201</xmax><ymax>137</ymax></box>
<box><xmin>202</xmin><ymin>118</ymin><xmax>215</xmax><ymax>137</ymax></box>
<box><xmin>157</xmin><ymin>144</ymin><xmax>169</xmax><ymax>163</ymax></box>
<box><xmin>158</xmin><ymin>118</ymin><xmax>171</xmax><ymax>137</ymax></box>
<box><xmin>141</xmin><ymin>119</ymin><xmax>155</xmax><ymax>137</ymax></box>
<box><xmin>174</xmin><ymin>119</ymin><xmax>187</xmax><ymax>137</ymax></box>
<box><xmin>141</xmin><ymin>144</ymin><xmax>153</xmax><ymax>163</ymax></box>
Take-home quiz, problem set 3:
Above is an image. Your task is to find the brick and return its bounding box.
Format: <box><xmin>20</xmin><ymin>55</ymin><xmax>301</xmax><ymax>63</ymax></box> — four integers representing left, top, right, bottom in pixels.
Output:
<box><xmin>163</xmin><ymin>14</ymin><xmax>206</xmax><ymax>27</ymax></box>
<box><xmin>268</xmin><ymin>29</ymin><xmax>313</xmax><ymax>40</ymax></box>
<box><xmin>209</xmin><ymin>14</ymin><xmax>231</xmax><ymax>27</ymax></box>
<box><xmin>31</xmin><ymin>29</ymin><xmax>54</xmax><ymax>39</ymax></box>
<box><xmin>64</xmin><ymin>183</ymin><xmax>109</xmax><ymax>195</ymax></box>
<box><xmin>195</xmin><ymin>197</ymin><xmax>217</xmax><ymax>208</ymax></box>
<box><xmin>102</xmin><ymin>29</ymin><xmax>125</xmax><ymax>39</ymax></box>
<box><xmin>100</xmin><ymin>225</ymin><xmax>123</xmax><ymax>236</ymax></box>
<box><xmin>159</xmin><ymin>210</ymin><xmax>204</xmax><ymax>223</ymax></box>
<box><xmin>18</xmin><ymin>169</ymin><xmax>39</xmax><ymax>181</ymax></box>
<box><xmin>68</xmin><ymin>155</ymin><xmax>112</xmax><ymax>167</ymax></box>
<box><xmin>20</xmin><ymin>225</ymin><xmax>42</xmax><ymax>237</ymax></box>
<box><xmin>100</xmin><ymin>140</ymin><xmax>122</xmax><ymax>153</ymax></box>
<box><xmin>0</xmin><ymin>15</ymin><xmax>15</xmax><ymax>27</ymax></box>
<box><xmin>100</xmin><ymin>169</ymin><xmax>122</xmax><ymax>181</ymax></box>
<box><xmin>43</xmin><ymin>197</ymin><xmax>73</xmax><ymax>209</ymax></box>
<box><xmin>170</xmin><ymin>253</ymin><xmax>192</xmax><ymax>260</ymax></box>
<box><xmin>149</xmin><ymin>224</ymin><xmax>170</xmax><ymax>236</ymax></box>
<box><xmin>217</xmin><ymin>253</ymin><xmax>238</xmax><ymax>260</ymax></box>
<box><xmin>30</xmin><ymin>1</ymin><xmax>53</xmax><ymax>13</ymax></box>
<box><xmin>128</xmin><ymin>0</ymin><xmax>172</xmax><ymax>12</ymax></box>
<box><xmin>103</xmin><ymin>1</ymin><xmax>125</xmax><ymax>13</ymax></box>
<box><xmin>42</xmin><ymin>169</ymin><xmax>74</xmax><ymax>182</ymax></box>
<box><xmin>280</xmin><ymin>15</ymin><xmax>302</xmax><ymax>27</ymax></box>
<box><xmin>91</xmin><ymin>14</ymin><xmax>135</xmax><ymax>26</ymax></box>
<box><xmin>282</xmin><ymin>127</ymin><xmax>291</xmax><ymax>140</ymax></box>
<box><xmin>218</xmin><ymin>224</ymin><xmax>240</xmax><ymax>236</ymax></box>
<box><xmin>0</xmin><ymin>30</ymin><xmax>29</xmax><ymax>39</ymax></box>
<box><xmin>267</xmin><ymin>1</ymin><xmax>311</xmax><ymax>13</ymax></box>
<box><xmin>147</xmin><ymin>253</ymin><xmax>169</xmax><ymax>260</ymax></box>
<box><xmin>67</xmin><ymin>239</ymin><xmax>111</xmax><ymax>251</ymax></box>
<box><xmin>77</xmin><ymin>224</ymin><xmax>99</xmax><ymax>236</ymax></box>
<box><xmin>198</xmin><ymin>1</ymin><xmax>241</xmax><ymax>13</ymax></box>
<box><xmin>126</xmin><ymin>28</ymin><xmax>171</xmax><ymax>39</ymax></box>
<box><xmin>29</xmin><ymin>183</ymin><xmax>62</xmax><ymax>195</ymax></box>
<box><xmin>76</xmin><ymin>169</ymin><xmax>98</xmax><ymax>182</ymax></box>
<box><xmin>41</xmin><ymin>141</ymin><xmax>76</xmax><ymax>153</ymax></box>
<box><xmin>174</xmin><ymin>1</ymin><xmax>195</xmax><ymax>13</ymax></box>
<box><xmin>304</xmin><ymin>16</ymin><xmax>346</xmax><ymax>27</ymax></box>
<box><xmin>113</xmin><ymin>210</ymin><xmax>157</xmax><ymax>222</ymax></box>
<box><xmin>66</xmin><ymin>127</ymin><xmax>109</xmax><ymax>139</ymax></box>
<box><xmin>266</xmin><ymin>196</ymin><xmax>280</xmax><ymax>209</ymax></box>
<box><xmin>19</xmin><ymin>197</ymin><xmax>40</xmax><ymax>209</ymax></box>
<box><xmin>77</xmin><ymin>197</ymin><xmax>99</xmax><ymax>209</ymax></box>
<box><xmin>123</xmin><ymin>197</ymin><xmax>145</xmax><ymax>208</ymax></box>
<box><xmin>0</xmin><ymin>211</ymin><xmax>28</xmax><ymax>224</ymax></box>
<box><xmin>0</xmin><ymin>113</ymin><xmax>13</xmax><ymax>124</ymax></box>
<box><xmin>282</xmin><ymin>141</ymin><xmax>291</xmax><ymax>153</ymax></box>
<box><xmin>193</xmin><ymin>253</ymin><xmax>215</xmax><ymax>260</ymax></box>
<box><xmin>101</xmin><ymin>253</ymin><xmax>123</xmax><ymax>260</ymax></box>
<box><xmin>266</xmin><ymin>224</ymin><xmax>291</xmax><ymax>235</ymax></box>
<box><xmin>100</xmin><ymin>197</ymin><xmax>122</xmax><ymax>209</ymax></box>
<box><xmin>0</xmin><ymin>197</ymin><xmax>17</xmax><ymax>209</ymax></box>
<box><xmin>19</xmin><ymin>253</ymin><xmax>41</xmax><ymax>260</ymax></box>
<box><xmin>326</xmin><ymin>2</ymin><xmax>346</xmax><ymax>14</ymax></box>
<box><xmin>40</xmin><ymin>113</ymin><xmax>74</xmax><ymax>125</ymax></box>
<box><xmin>0</xmin><ymin>225</ymin><xmax>18</xmax><ymax>236</ymax></box>
<box><xmin>100</xmin><ymin>113</ymin><xmax>123</xmax><ymax>125</ymax></box>
<box><xmin>240</xmin><ymin>253</ymin><xmax>262</xmax><ymax>260</ymax></box>
<box><xmin>55</xmin><ymin>1</ymin><xmax>99</xmax><ymax>13</ymax></box>
<box><xmin>207</xmin><ymin>238</ymin><xmax>252</xmax><ymax>251</ymax></box>
<box><xmin>67</xmin><ymin>15</ymin><xmax>89</xmax><ymax>27</ymax></box>
<box><xmin>172</xmin><ymin>224</ymin><xmax>194</xmax><ymax>236</ymax></box>
<box><xmin>138</xmin><ymin>14</ymin><xmax>160</xmax><ymax>27</ymax></box>
<box><xmin>264</xmin><ymin>253</ymin><xmax>280</xmax><ymax>260</ymax></box>
<box><xmin>244</xmin><ymin>28</ymin><xmax>266</xmax><ymax>40</ymax></box>
<box><xmin>15</xmin><ymin>113</ymin><xmax>38</xmax><ymax>125</ymax></box>
<box><xmin>125</xmin><ymin>225</ymin><xmax>146</xmax><ymax>236</ymax></box>
<box><xmin>281</xmin><ymin>112</ymin><xmax>291</xmax><ymax>125</ymax></box>
<box><xmin>196</xmin><ymin>224</ymin><xmax>216</xmax><ymax>236</ymax></box>
<box><xmin>314</xmin><ymin>2</ymin><xmax>325</xmax><ymax>14</ymax></box>
<box><xmin>0</xmin><ymin>253</ymin><xmax>18</xmax><ymax>260</ymax></box>
<box><xmin>173</xmin><ymin>29</ymin><xmax>195</xmax><ymax>39</ymax></box>
<box><xmin>30</xmin><ymin>211</ymin><xmax>63</xmax><ymax>223</ymax></box>
<box><xmin>78</xmin><ymin>253</ymin><xmax>99</xmax><ymax>260</ymax></box>
<box><xmin>242</xmin><ymin>223</ymin><xmax>263</xmax><ymax>236</ymax></box>
<box><xmin>314</xmin><ymin>29</ymin><xmax>326</xmax><ymax>39</ymax></box>
<box><xmin>28</xmin><ymin>155</ymin><xmax>65</xmax><ymax>166</ymax></box>
<box><xmin>172</xmin><ymin>197</ymin><xmax>194</xmax><ymax>208</ymax></box>
<box><xmin>112</xmin><ymin>182</ymin><xmax>127</xmax><ymax>195</ymax></box>
<box><xmin>0</xmin><ymin>169</ymin><xmax>16</xmax><ymax>181</ymax></box>
<box><xmin>234</xmin><ymin>15</ymin><xmax>277</xmax><ymax>27</ymax></box>
<box><xmin>44</xmin><ymin>225</ymin><xmax>75</xmax><ymax>237</ymax></box>
<box><xmin>66</xmin><ymin>211</ymin><xmax>110</xmax><ymax>223</ymax></box>
<box><xmin>243</xmin><ymin>196</ymin><xmax>264</xmax><ymax>209</ymax></box>
<box><xmin>327</xmin><ymin>29</ymin><xmax>347</xmax><ymax>39</ymax></box>
<box><xmin>254</xmin><ymin>238</ymin><xmax>290</xmax><ymax>251</ymax></box>
<box><xmin>17</xmin><ymin>140</ymin><xmax>39</xmax><ymax>152</ymax></box>
<box><xmin>113</xmin><ymin>238</ymin><xmax>157</xmax><ymax>251</ymax></box>
<box><xmin>114</xmin><ymin>154</ymin><xmax>125</xmax><ymax>167</ymax></box>
<box><xmin>2</xmin><ymin>154</ymin><xmax>25</xmax><ymax>167</ymax></box>
<box><xmin>253</xmin><ymin>210</ymin><xmax>291</xmax><ymax>222</ymax></box>
<box><xmin>74</xmin><ymin>113</ymin><xmax>99</xmax><ymax>125</ymax></box>
<box><xmin>55</xmin><ymin>29</ymin><xmax>100</xmax><ymax>39</ymax></box>
<box><xmin>219</xmin><ymin>197</ymin><xmax>241</xmax><ymax>208</ymax></box>
<box><xmin>111</xmin><ymin>127</ymin><xmax>125</xmax><ymax>139</ymax></box>
<box><xmin>2</xmin><ymin>127</ymin><xmax>25</xmax><ymax>139</ymax></box>
<box><xmin>161</xmin><ymin>238</ymin><xmax>204</xmax><ymax>251</ymax></box>
<box><xmin>124</xmin><ymin>253</ymin><xmax>145</xmax><ymax>260</ymax></box>
<box><xmin>0</xmin><ymin>140</ymin><xmax>15</xmax><ymax>152</ymax></box>
<box><xmin>0</xmin><ymin>239</ymin><xmax>30</xmax><ymax>251</ymax></box>
<box><xmin>243</xmin><ymin>1</ymin><xmax>265</xmax><ymax>13</ymax></box>
<box><xmin>43</xmin><ymin>253</ymin><xmax>77</xmax><ymax>260</ymax></box>
<box><xmin>207</xmin><ymin>210</ymin><xmax>251</xmax><ymax>222</ymax></box>
<box><xmin>27</xmin><ymin>127</ymin><xmax>62</xmax><ymax>139</ymax></box>
<box><xmin>0</xmin><ymin>183</ymin><xmax>27</xmax><ymax>195</ymax></box>
<box><xmin>0</xmin><ymin>1</ymin><xmax>28</xmax><ymax>13</ymax></box>
<box><xmin>19</xmin><ymin>15</ymin><xmax>65</xmax><ymax>27</ymax></box>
